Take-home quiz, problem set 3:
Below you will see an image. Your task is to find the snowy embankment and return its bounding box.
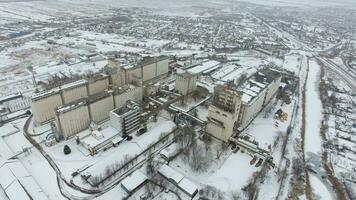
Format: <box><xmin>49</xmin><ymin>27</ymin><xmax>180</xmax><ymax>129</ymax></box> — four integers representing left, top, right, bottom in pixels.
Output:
<box><xmin>304</xmin><ymin>60</ymin><xmax>333</xmax><ymax>199</ymax></box>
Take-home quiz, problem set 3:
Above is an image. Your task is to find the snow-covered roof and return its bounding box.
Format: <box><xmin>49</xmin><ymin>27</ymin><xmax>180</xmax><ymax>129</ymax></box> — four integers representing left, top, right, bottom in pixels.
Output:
<box><xmin>241</xmin><ymin>93</ymin><xmax>253</xmax><ymax>104</ymax></box>
<box><xmin>31</xmin><ymin>88</ymin><xmax>60</xmax><ymax>101</ymax></box>
<box><xmin>0</xmin><ymin>160</ymin><xmax>49</xmax><ymax>200</ymax></box>
<box><xmin>160</xmin><ymin>143</ymin><xmax>179</xmax><ymax>160</ymax></box>
<box><xmin>242</xmin><ymin>88</ymin><xmax>257</xmax><ymax>97</ymax></box>
<box><xmin>120</xmin><ymin>170</ymin><xmax>147</xmax><ymax>193</ymax></box>
<box><xmin>158</xmin><ymin>164</ymin><xmax>184</xmax><ymax>184</ymax></box>
<box><xmin>0</xmin><ymin>93</ymin><xmax>22</xmax><ymax>104</ymax></box>
<box><xmin>61</xmin><ymin>79</ymin><xmax>88</xmax><ymax>90</ymax></box>
<box><xmin>178</xmin><ymin>177</ymin><xmax>198</xmax><ymax>196</ymax></box>
<box><xmin>80</xmin><ymin>126</ymin><xmax>120</xmax><ymax>148</ymax></box>
<box><xmin>158</xmin><ymin>164</ymin><xmax>198</xmax><ymax>197</ymax></box>
<box><xmin>0</xmin><ymin>123</ymin><xmax>19</xmax><ymax>137</ymax></box>
<box><xmin>56</xmin><ymin>99</ymin><xmax>86</xmax><ymax>113</ymax></box>
<box><xmin>187</xmin><ymin>60</ymin><xmax>220</xmax><ymax>74</ymax></box>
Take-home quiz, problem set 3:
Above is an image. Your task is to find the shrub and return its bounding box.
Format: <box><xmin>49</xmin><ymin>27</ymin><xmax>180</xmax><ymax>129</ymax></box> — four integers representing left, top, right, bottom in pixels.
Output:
<box><xmin>64</xmin><ymin>145</ymin><xmax>71</xmax><ymax>155</ymax></box>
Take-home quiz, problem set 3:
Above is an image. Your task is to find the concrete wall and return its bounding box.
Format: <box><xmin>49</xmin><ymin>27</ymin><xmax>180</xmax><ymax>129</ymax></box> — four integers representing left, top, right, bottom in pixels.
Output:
<box><xmin>239</xmin><ymin>89</ymin><xmax>267</xmax><ymax>129</ymax></box>
<box><xmin>156</xmin><ymin>59</ymin><xmax>169</xmax><ymax>76</ymax></box>
<box><xmin>125</xmin><ymin>58</ymin><xmax>169</xmax><ymax>84</ymax></box>
<box><xmin>142</xmin><ymin>63</ymin><xmax>156</xmax><ymax>82</ymax></box>
<box><xmin>175</xmin><ymin>74</ymin><xmax>197</xmax><ymax>95</ymax></box>
<box><xmin>32</xmin><ymin>93</ymin><xmax>63</xmax><ymax>124</ymax></box>
<box><xmin>206</xmin><ymin>106</ymin><xmax>239</xmax><ymax>142</ymax></box>
<box><xmin>88</xmin><ymin>78</ymin><xmax>109</xmax><ymax>95</ymax></box>
<box><xmin>62</xmin><ymin>85</ymin><xmax>88</xmax><ymax>104</ymax></box>
<box><xmin>110</xmin><ymin>111</ymin><xmax>123</xmax><ymax>133</ymax></box>
<box><xmin>114</xmin><ymin>86</ymin><xmax>142</xmax><ymax>109</ymax></box>
<box><xmin>89</xmin><ymin>95</ymin><xmax>114</xmax><ymax>123</ymax></box>
<box><xmin>56</xmin><ymin>105</ymin><xmax>90</xmax><ymax>139</ymax></box>
<box><xmin>264</xmin><ymin>77</ymin><xmax>281</xmax><ymax>105</ymax></box>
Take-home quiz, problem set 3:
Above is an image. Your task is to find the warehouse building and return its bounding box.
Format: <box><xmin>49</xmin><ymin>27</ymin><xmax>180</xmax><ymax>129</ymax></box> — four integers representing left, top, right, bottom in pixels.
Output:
<box><xmin>110</xmin><ymin>101</ymin><xmax>142</xmax><ymax>136</ymax></box>
<box><xmin>206</xmin><ymin>83</ymin><xmax>242</xmax><ymax>142</ymax></box>
<box><xmin>158</xmin><ymin>164</ymin><xmax>198</xmax><ymax>198</ymax></box>
<box><xmin>0</xmin><ymin>159</ymin><xmax>49</xmax><ymax>200</ymax></box>
<box><xmin>120</xmin><ymin>170</ymin><xmax>147</xmax><ymax>194</ymax></box>
<box><xmin>0</xmin><ymin>93</ymin><xmax>30</xmax><ymax>115</ymax></box>
<box><xmin>238</xmin><ymin>69</ymin><xmax>281</xmax><ymax>130</ymax></box>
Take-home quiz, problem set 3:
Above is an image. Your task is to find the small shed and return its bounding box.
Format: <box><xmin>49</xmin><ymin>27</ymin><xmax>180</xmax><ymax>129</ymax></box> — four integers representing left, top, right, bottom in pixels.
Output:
<box><xmin>121</xmin><ymin>170</ymin><xmax>147</xmax><ymax>194</ymax></box>
<box><xmin>158</xmin><ymin>164</ymin><xmax>198</xmax><ymax>198</ymax></box>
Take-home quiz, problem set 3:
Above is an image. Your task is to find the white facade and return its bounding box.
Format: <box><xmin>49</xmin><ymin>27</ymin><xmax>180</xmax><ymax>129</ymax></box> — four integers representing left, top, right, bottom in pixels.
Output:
<box><xmin>142</xmin><ymin>62</ymin><xmax>156</xmax><ymax>82</ymax></box>
<box><xmin>175</xmin><ymin>72</ymin><xmax>197</xmax><ymax>95</ymax></box>
<box><xmin>110</xmin><ymin>102</ymin><xmax>141</xmax><ymax>136</ymax></box>
<box><xmin>156</xmin><ymin>58</ymin><xmax>169</xmax><ymax>76</ymax></box>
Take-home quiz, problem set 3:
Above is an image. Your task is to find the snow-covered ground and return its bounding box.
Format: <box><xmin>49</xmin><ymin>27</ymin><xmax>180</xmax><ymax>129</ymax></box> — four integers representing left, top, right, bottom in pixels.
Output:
<box><xmin>304</xmin><ymin>60</ymin><xmax>323</xmax><ymax>158</ymax></box>
<box><xmin>304</xmin><ymin>59</ymin><xmax>334</xmax><ymax>199</ymax></box>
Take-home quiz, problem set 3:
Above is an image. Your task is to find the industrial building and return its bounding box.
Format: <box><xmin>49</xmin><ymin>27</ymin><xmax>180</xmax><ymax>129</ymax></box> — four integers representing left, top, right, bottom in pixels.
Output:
<box><xmin>113</xmin><ymin>84</ymin><xmax>142</xmax><ymax>109</ymax></box>
<box><xmin>77</xmin><ymin>124</ymin><xmax>122</xmax><ymax>155</ymax></box>
<box><xmin>87</xmin><ymin>91</ymin><xmax>115</xmax><ymax>123</ymax></box>
<box><xmin>55</xmin><ymin>100</ymin><xmax>91</xmax><ymax>140</ymax></box>
<box><xmin>106</xmin><ymin>55</ymin><xmax>170</xmax><ymax>86</ymax></box>
<box><xmin>110</xmin><ymin>101</ymin><xmax>142</xmax><ymax>136</ymax></box>
<box><xmin>86</xmin><ymin>74</ymin><xmax>110</xmax><ymax>95</ymax></box>
<box><xmin>126</xmin><ymin>56</ymin><xmax>170</xmax><ymax>83</ymax></box>
<box><xmin>54</xmin><ymin>85</ymin><xmax>143</xmax><ymax>140</ymax></box>
<box><xmin>206</xmin><ymin>83</ymin><xmax>242</xmax><ymax>142</ymax></box>
<box><xmin>31</xmin><ymin>89</ymin><xmax>63</xmax><ymax>124</ymax></box>
<box><xmin>120</xmin><ymin>170</ymin><xmax>147</xmax><ymax>194</ymax></box>
<box><xmin>158</xmin><ymin>164</ymin><xmax>198</xmax><ymax>198</ymax></box>
<box><xmin>175</xmin><ymin>71</ymin><xmax>197</xmax><ymax>95</ymax></box>
<box><xmin>0</xmin><ymin>93</ymin><xmax>30</xmax><ymax>115</ymax></box>
<box><xmin>238</xmin><ymin>68</ymin><xmax>282</xmax><ymax>130</ymax></box>
<box><xmin>206</xmin><ymin>68</ymin><xmax>281</xmax><ymax>142</ymax></box>
<box><xmin>61</xmin><ymin>79</ymin><xmax>88</xmax><ymax>104</ymax></box>
<box><xmin>0</xmin><ymin>159</ymin><xmax>49</xmax><ymax>200</ymax></box>
<box><xmin>31</xmin><ymin>74</ymin><xmax>110</xmax><ymax>124</ymax></box>
<box><xmin>31</xmin><ymin>55</ymin><xmax>166</xmax><ymax>139</ymax></box>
